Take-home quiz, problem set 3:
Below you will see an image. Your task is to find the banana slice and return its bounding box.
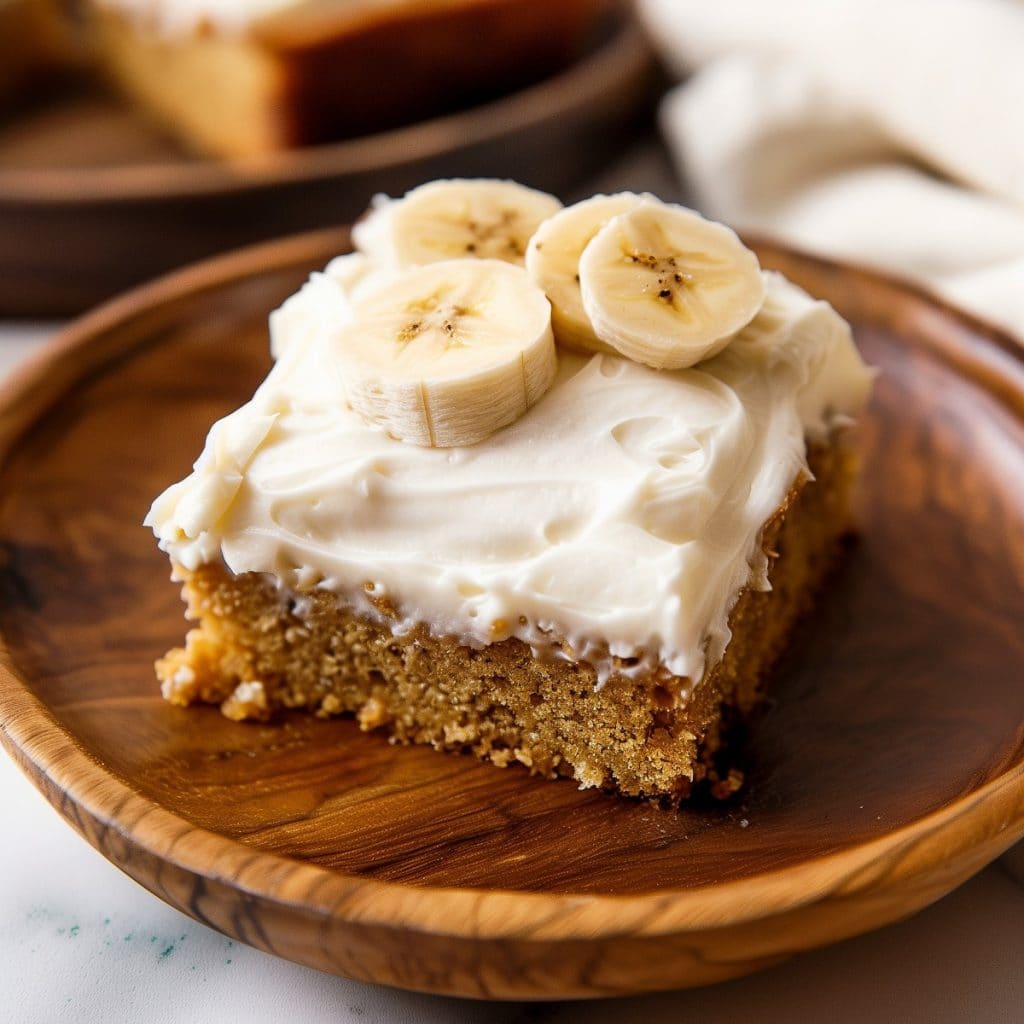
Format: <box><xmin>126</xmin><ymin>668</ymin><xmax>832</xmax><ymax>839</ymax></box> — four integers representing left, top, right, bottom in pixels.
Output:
<box><xmin>352</xmin><ymin>178</ymin><xmax>562</xmax><ymax>268</ymax></box>
<box><xmin>524</xmin><ymin>192</ymin><xmax>646</xmax><ymax>353</ymax></box>
<box><xmin>578</xmin><ymin>200</ymin><xmax>766</xmax><ymax>370</ymax></box>
<box><xmin>336</xmin><ymin>259</ymin><xmax>557</xmax><ymax>447</ymax></box>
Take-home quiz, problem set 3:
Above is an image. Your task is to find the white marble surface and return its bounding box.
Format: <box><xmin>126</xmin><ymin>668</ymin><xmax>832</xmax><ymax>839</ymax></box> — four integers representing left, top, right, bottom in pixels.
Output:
<box><xmin>2</xmin><ymin>316</ymin><xmax>1023</xmax><ymax>1024</ymax></box>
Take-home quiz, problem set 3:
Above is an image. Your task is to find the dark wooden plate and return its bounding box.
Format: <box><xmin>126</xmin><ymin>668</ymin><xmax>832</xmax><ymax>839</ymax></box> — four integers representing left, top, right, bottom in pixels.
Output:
<box><xmin>1</xmin><ymin>231</ymin><xmax>1023</xmax><ymax>1000</ymax></box>
<box><xmin>0</xmin><ymin>8</ymin><xmax>652</xmax><ymax>316</ymax></box>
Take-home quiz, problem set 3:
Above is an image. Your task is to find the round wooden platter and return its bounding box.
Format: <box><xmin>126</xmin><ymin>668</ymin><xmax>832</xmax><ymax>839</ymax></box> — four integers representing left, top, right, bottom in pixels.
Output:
<box><xmin>0</xmin><ymin>8</ymin><xmax>652</xmax><ymax>317</ymax></box>
<box><xmin>1</xmin><ymin>231</ymin><xmax>1024</xmax><ymax>1001</ymax></box>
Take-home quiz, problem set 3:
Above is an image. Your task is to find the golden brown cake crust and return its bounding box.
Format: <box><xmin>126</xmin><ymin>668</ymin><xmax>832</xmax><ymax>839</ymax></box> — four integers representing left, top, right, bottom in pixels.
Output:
<box><xmin>87</xmin><ymin>0</ymin><xmax>610</xmax><ymax>157</ymax></box>
<box><xmin>157</xmin><ymin>441</ymin><xmax>856</xmax><ymax>801</ymax></box>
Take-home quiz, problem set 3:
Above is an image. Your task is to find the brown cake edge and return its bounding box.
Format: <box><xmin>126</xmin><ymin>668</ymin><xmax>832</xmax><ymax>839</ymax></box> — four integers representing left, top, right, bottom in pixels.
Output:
<box><xmin>155</xmin><ymin>439</ymin><xmax>857</xmax><ymax>801</ymax></box>
<box><xmin>85</xmin><ymin>0</ymin><xmax>609</xmax><ymax>157</ymax></box>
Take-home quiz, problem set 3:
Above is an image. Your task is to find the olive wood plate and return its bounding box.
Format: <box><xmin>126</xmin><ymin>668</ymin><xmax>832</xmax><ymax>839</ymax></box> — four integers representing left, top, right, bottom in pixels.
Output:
<box><xmin>0</xmin><ymin>7</ymin><xmax>651</xmax><ymax>316</ymax></box>
<box><xmin>1</xmin><ymin>231</ymin><xmax>1023</xmax><ymax>1000</ymax></box>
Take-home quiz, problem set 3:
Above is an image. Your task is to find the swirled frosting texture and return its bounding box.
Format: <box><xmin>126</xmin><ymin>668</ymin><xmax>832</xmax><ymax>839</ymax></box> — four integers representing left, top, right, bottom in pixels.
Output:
<box><xmin>146</xmin><ymin>271</ymin><xmax>873</xmax><ymax>687</ymax></box>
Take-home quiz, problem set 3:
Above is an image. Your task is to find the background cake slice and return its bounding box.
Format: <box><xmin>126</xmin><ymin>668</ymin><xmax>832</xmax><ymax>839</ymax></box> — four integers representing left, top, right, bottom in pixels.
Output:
<box><xmin>85</xmin><ymin>0</ymin><xmax>611</xmax><ymax>157</ymax></box>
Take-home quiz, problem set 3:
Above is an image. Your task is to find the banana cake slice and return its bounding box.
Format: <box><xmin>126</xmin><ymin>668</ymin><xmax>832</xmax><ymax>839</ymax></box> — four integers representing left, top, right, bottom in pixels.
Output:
<box><xmin>83</xmin><ymin>0</ymin><xmax>608</xmax><ymax>157</ymax></box>
<box><xmin>146</xmin><ymin>182</ymin><xmax>873</xmax><ymax>801</ymax></box>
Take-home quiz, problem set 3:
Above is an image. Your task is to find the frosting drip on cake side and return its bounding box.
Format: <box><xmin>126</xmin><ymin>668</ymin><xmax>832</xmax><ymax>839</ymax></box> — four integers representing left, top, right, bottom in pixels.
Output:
<box><xmin>146</xmin><ymin>272</ymin><xmax>873</xmax><ymax>688</ymax></box>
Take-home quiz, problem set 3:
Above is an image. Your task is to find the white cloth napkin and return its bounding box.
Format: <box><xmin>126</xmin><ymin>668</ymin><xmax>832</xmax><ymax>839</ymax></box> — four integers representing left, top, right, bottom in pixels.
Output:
<box><xmin>638</xmin><ymin>0</ymin><xmax>1024</xmax><ymax>342</ymax></box>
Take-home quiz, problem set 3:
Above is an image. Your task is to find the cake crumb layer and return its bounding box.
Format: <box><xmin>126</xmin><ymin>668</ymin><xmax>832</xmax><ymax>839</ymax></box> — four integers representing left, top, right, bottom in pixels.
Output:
<box><xmin>156</xmin><ymin>442</ymin><xmax>855</xmax><ymax>801</ymax></box>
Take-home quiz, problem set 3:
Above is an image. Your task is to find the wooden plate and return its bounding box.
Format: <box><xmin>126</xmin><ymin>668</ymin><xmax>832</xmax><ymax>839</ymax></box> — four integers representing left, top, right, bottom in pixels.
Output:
<box><xmin>1</xmin><ymin>232</ymin><xmax>1023</xmax><ymax>1000</ymax></box>
<box><xmin>0</xmin><ymin>8</ymin><xmax>652</xmax><ymax>317</ymax></box>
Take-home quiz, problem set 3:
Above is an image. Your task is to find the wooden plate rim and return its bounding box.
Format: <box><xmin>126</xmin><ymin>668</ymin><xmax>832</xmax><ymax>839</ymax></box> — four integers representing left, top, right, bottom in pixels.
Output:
<box><xmin>0</xmin><ymin>16</ymin><xmax>649</xmax><ymax>203</ymax></box>
<box><xmin>1</xmin><ymin>229</ymin><xmax>1024</xmax><ymax>945</ymax></box>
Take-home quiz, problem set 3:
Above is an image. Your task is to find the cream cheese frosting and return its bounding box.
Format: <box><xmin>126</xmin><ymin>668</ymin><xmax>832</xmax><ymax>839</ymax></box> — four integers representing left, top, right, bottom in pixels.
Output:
<box><xmin>146</xmin><ymin>270</ymin><xmax>873</xmax><ymax>689</ymax></box>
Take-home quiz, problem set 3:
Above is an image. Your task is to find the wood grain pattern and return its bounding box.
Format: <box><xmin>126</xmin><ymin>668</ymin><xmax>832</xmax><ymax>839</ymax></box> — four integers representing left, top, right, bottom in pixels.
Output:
<box><xmin>0</xmin><ymin>10</ymin><xmax>652</xmax><ymax>316</ymax></box>
<box><xmin>1</xmin><ymin>232</ymin><xmax>1023</xmax><ymax>999</ymax></box>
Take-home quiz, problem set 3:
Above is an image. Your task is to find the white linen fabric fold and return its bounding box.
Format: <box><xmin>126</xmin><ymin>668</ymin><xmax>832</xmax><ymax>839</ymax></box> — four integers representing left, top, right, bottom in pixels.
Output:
<box><xmin>639</xmin><ymin>0</ymin><xmax>1024</xmax><ymax>341</ymax></box>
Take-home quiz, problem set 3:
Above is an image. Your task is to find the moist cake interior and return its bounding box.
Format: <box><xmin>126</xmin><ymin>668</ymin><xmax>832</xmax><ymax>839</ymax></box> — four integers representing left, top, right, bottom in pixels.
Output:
<box><xmin>158</xmin><ymin>442</ymin><xmax>856</xmax><ymax>802</ymax></box>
